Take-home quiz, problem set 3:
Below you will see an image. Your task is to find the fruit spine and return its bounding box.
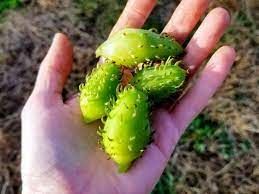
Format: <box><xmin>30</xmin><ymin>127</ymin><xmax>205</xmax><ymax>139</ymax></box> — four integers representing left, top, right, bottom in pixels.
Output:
<box><xmin>79</xmin><ymin>62</ymin><xmax>121</xmax><ymax>123</ymax></box>
<box><xmin>131</xmin><ymin>60</ymin><xmax>187</xmax><ymax>101</ymax></box>
<box><xmin>100</xmin><ymin>87</ymin><xmax>151</xmax><ymax>172</ymax></box>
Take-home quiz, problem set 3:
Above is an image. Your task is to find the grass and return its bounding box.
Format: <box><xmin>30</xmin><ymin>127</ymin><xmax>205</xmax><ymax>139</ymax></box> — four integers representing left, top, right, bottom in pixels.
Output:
<box><xmin>152</xmin><ymin>115</ymin><xmax>252</xmax><ymax>193</ymax></box>
<box><xmin>75</xmin><ymin>0</ymin><xmax>126</xmax><ymax>37</ymax></box>
<box><xmin>182</xmin><ymin>115</ymin><xmax>251</xmax><ymax>159</ymax></box>
<box><xmin>0</xmin><ymin>0</ymin><xmax>21</xmax><ymax>15</ymax></box>
<box><xmin>152</xmin><ymin>168</ymin><xmax>176</xmax><ymax>194</ymax></box>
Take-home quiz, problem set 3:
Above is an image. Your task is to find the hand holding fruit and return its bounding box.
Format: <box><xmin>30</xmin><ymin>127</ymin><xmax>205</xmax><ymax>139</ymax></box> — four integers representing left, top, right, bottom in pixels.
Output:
<box><xmin>80</xmin><ymin>28</ymin><xmax>187</xmax><ymax>172</ymax></box>
<box><xmin>21</xmin><ymin>1</ymin><xmax>236</xmax><ymax>194</ymax></box>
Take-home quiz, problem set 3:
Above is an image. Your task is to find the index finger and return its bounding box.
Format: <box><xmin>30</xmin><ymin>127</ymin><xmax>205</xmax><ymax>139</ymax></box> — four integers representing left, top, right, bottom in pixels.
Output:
<box><xmin>163</xmin><ymin>0</ymin><xmax>210</xmax><ymax>43</ymax></box>
<box><xmin>110</xmin><ymin>0</ymin><xmax>157</xmax><ymax>36</ymax></box>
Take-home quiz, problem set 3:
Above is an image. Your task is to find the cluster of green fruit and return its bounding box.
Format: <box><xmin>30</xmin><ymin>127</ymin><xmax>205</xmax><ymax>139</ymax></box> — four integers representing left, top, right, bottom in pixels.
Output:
<box><xmin>79</xmin><ymin>28</ymin><xmax>186</xmax><ymax>172</ymax></box>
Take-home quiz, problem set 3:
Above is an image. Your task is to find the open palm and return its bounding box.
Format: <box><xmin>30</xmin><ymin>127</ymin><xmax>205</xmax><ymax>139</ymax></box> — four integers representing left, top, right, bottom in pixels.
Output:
<box><xmin>21</xmin><ymin>0</ymin><xmax>236</xmax><ymax>194</ymax></box>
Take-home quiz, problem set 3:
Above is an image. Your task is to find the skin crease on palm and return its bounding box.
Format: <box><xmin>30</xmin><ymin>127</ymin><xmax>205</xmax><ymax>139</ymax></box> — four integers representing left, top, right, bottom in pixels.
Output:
<box><xmin>21</xmin><ymin>0</ymin><xmax>236</xmax><ymax>194</ymax></box>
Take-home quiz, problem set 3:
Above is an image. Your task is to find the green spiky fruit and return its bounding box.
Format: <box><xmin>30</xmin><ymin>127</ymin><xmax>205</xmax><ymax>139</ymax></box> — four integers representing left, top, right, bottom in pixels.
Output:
<box><xmin>131</xmin><ymin>60</ymin><xmax>187</xmax><ymax>102</ymax></box>
<box><xmin>96</xmin><ymin>28</ymin><xmax>183</xmax><ymax>67</ymax></box>
<box><xmin>101</xmin><ymin>87</ymin><xmax>151</xmax><ymax>172</ymax></box>
<box><xmin>79</xmin><ymin>62</ymin><xmax>121</xmax><ymax>123</ymax></box>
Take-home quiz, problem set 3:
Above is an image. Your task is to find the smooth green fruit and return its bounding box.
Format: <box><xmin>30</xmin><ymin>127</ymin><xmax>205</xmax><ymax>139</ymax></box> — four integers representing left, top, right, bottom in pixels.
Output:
<box><xmin>131</xmin><ymin>60</ymin><xmax>186</xmax><ymax>102</ymax></box>
<box><xmin>79</xmin><ymin>62</ymin><xmax>121</xmax><ymax>123</ymax></box>
<box><xmin>101</xmin><ymin>87</ymin><xmax>151</xmax><ymax>172</ymax></box>
<box><xmin>96</xmin><ymin>28</ymin><xmax>183</xmax><ymax>68</ymax></box>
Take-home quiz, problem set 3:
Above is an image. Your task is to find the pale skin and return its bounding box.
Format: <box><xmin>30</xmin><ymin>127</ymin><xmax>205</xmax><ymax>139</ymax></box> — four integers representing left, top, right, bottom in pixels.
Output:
<box><xmin>21</xmin><ymin>0</ymin><xmax>236</xmax><ymax>193</ymax></box>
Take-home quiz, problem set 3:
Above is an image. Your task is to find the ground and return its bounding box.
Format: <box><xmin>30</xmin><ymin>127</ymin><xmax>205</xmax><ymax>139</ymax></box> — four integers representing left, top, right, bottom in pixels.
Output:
<box><xmin>0</xmin><ymin>0</ymin><xmax>258</xmax><ymax>193</ymax></box>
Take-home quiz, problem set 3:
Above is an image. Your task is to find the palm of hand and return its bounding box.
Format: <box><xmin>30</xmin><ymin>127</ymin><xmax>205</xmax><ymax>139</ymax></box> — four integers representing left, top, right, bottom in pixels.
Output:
<box><xmin>21</xmin><ymin>1</ymin><xmax>236</xmax><ymax>194</ymax></box>
<box><xmin>22</xmin><ymin>94</ymin><xmax>172</xmax><ymax>194</ymax></box>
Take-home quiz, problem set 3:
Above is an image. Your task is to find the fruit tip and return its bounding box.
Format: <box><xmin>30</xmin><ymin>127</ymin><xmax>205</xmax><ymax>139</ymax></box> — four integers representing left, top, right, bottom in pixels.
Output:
<box><xmin>118</xmin><ymin>162</ymin><xmax>131</xmax><ymax>173</ymax></box>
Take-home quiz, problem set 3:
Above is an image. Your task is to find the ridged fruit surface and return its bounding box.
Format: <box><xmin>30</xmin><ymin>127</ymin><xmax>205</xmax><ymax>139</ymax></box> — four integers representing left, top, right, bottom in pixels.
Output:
<box><xmin>79</xmin><ymin>62</ymin><xmax>121</xmax><ymax>123</ymax></box>
<box><xmin>96</xmin><ymin>28</ymin><xmax>183</xmax><ymax>67</ymax></box>
<box><xmin>101</xmin><ymin>87</ymin><xmax>151</xmax><ymax>172</ymax></box>
<box><xmin>131</xmin><ymin>60</ymin><xmax>186</xmax><ymax>101</ymax></box>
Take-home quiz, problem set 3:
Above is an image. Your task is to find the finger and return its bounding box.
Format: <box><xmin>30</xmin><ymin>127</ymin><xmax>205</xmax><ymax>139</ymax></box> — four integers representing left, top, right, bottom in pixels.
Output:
<box><xmin>171</xmin><ymin>46</ymin><xmax>236</xmax><ymax>132</ymax></box>
<box><xmin>163</xmin><ymin>0</ymin><xmax>210</xmax><ymax>43</ymax></box>
<box><xmin>137</xmin><ymin>47</ymin><xmax>235</xmax><ymax>161</ymax></box>
<box><xmin>119</xmin><ymin>144</ymin><xmax>167</xmax><ymax>194</ymax></box>
<box><xmin>34</xmin><ymin>33</ymin><xmax>73</xmax><ymax>97</ymax></box>
<box><xmin>184</xmin><ymin>7</ymin><xmax>231</xmax><ymax>74</ymax></box>
<box><xmin>127</xmin><ymin>45</ymin><xmax>234</xmax><ymax>183</ymax></box>
<box><xmin>110</xmin><ymin>0</ymin><xmax>157</xmax><ymax>36</ymax></box>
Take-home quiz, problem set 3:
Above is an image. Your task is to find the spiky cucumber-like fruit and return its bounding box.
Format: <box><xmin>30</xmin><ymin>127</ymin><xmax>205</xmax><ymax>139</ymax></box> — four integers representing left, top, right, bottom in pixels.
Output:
<box><xmin>79</xmin><ymin>62</ymin><xmax>121</xmax><ymax>123</ymax></box>
<box><xmin>101</xmin><ymin>87</ymin><xmax>151</xmax><ymax>172</ymax></box>
<box><xmin>96</xmin><ymin>28</ymin><xmax>183</xmax><ymax>68</ymax></box>
<box><xmin>131</xmin><ymin>60</ymin><xmax>187</xmax><ymax>102</ymax></box>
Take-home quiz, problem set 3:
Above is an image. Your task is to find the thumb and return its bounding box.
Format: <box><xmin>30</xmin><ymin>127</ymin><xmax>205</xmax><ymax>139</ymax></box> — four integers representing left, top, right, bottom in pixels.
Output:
<box><xmin>34</xmin><ymin>33</ymin><xmax>73</xmax><ymax>98</ymax></box>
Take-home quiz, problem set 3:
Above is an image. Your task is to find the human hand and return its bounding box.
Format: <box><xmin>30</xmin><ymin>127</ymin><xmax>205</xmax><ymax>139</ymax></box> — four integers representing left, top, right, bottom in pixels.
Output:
<box><xmin>21</xmin><ymin>0</ymin><xmax>236</xmax><ymax>194</ymax></box>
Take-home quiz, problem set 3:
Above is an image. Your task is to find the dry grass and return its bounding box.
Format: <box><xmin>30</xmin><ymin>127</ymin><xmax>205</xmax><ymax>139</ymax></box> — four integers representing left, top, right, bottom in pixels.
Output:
<box><xmin>0</xmin><ymin>0</ymin><xmax>258</xmax><ymax>193</ymax></box>
<box><xmin>206</xmin><ymin>0</ymin><xmax>259</xmax><ymax>134</ymax></box>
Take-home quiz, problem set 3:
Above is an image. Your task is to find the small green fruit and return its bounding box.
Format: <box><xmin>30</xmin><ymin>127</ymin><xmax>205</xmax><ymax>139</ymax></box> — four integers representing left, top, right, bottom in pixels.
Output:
<box><xmin>79</xmin><ymin>62</ymin><xmax>121</xmax><ymax>123</ymax></box>
<box><xmin>96</xmin><ymin>28</ymin><xmax>183</xmax><ymax>67</ymax></box>
<box><xmin>131</xmin><ymin>60</ymin><xmax>187</xmax><ymax>102</ymax></box>
<box><xmin>101</xmin><ymin>87</ymin><xmax>151</xmax><ymax>172</ymax></box>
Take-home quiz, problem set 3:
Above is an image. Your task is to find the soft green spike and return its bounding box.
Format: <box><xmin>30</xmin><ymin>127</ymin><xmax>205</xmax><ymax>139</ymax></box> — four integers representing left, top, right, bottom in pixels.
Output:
<box><xmin>102</xmin><ymin>87</ymin><xmax>151</xmax><ymax>172</ymax></box>
<box><xmin>131</xmin><ymin>60</ymin><xmax>187</xmax><ymax>102</ymax></box>
<box><xmin>96</xmin><ymin>28</ymin><xmax>183</xmax><ymax>67</ymax></box>
<box><xmin>79</xmin><ymin>62</ymin><xmax>121</xmax><ymax>123</ymax></box>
